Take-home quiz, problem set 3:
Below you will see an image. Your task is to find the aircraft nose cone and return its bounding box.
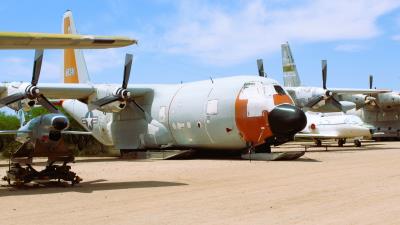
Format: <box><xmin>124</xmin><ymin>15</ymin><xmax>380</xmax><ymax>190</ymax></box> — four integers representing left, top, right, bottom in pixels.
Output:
<box><xmin>52</xmin><ymin>117</ymin><xmax>69</xmax><ymax>130</ymax></box>
<box><xmin>269</xmin><ymin>104</ymin><xmax>307</xmax><ymax>136</ymax></box>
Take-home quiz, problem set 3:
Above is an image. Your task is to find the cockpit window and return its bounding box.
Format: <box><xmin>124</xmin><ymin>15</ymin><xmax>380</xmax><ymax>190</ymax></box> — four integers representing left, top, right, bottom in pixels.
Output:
<box><xmin>274</xmin><ymin>85</ymin><xmax>286</xmax><ymax>95</ymax></box>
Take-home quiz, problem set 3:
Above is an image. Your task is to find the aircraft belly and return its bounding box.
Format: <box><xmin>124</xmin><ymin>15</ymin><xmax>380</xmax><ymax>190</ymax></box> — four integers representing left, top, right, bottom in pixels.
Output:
<box><xmin>335</xmin><ymin>125</ymin><xmax>370</xmax><ymax>138</ymax></box>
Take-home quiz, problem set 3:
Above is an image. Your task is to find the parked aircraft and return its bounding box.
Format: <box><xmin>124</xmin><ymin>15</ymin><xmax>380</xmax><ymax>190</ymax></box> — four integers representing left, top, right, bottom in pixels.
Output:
<box><xmin>295</xmin><ymin>112</ymin><xmax>373</xmax><ymax>147</ymax></box>
<box><xmin>281</xmin><ymin>43</ymin><xmax>388</xmax><ymax>112</ymax></box>
<box><xmin>346</xmin><ymin>75</ymin><xmax>400</xmax><ymax>139</ymax></box>
<box><xmin>0</xmin><ymin>11</ymin><xmax>307</xmax><ymax>162</ymax></box>
<box><xmin>281</xmin><ymin>42</ymin><xmax>400</xmax><ymax>139</ymax></box>
<box><xmin>0</xmin><ymin>50</ymin><xmax>91</xmax><ymax>185</ymax></box>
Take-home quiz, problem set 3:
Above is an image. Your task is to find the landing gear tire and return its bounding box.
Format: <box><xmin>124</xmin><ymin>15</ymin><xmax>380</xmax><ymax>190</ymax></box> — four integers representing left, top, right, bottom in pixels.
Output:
<box><xmin>354</xmin><ymin>139</ymin><xmax>362</xmax><ymax>147</ymax></box>
<box><xmin>314</xmin><ymin>139</ymin><xmax>322</xmax><ymax>147</ymax></box>
<box><xmin>338</xmin><ymin>139</ymin><xmax>345</xmax><ymax>147</ymax></box>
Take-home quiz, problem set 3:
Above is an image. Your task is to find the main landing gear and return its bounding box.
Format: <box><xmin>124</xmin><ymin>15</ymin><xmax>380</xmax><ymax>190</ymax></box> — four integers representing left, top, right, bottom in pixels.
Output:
<box><xmin>338</xmin><ymin>139</ymin><xmax>346</xmax><ymax>147</ymax></box>
<box><xmin>337</xmin><ymin>139</ymin><xmax>362</xmax><ymax>147</ymax></box>
<box><xmin>3</xmin><ymin>161</ymin><xmax>82</xmax><ymax>186</ymax></box>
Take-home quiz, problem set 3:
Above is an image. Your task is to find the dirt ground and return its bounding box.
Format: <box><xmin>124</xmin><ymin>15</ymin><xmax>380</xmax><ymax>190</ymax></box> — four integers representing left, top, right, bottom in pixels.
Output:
<box><xmin>1</xmin><ymin>141</ymin><xmax>400</xmax><ymax>225</ymax></box>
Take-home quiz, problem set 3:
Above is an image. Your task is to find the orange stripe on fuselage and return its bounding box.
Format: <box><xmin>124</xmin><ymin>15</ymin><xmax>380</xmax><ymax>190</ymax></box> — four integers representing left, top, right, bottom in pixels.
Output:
<box><xmin>273</xmin><ymin>94</ymin><xmax>293</xmax><ymax>105</ymax></box>
<box><xmin>63</xmin><ymin>17</ymin><xmax>79</xmax><ymax>83</ymax></box>
<box><xmin>235</xmin><ymin>96</ymin><xmax>273</xmax><ymax>146</ymax></box>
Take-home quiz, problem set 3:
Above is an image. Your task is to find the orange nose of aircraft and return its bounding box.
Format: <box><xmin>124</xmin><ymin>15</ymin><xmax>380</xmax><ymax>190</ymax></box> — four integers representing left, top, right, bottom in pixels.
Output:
<box><xmin>269</xmin><ymin>104</ymin><xmax>307</xmax><ymax>136</ymax></box>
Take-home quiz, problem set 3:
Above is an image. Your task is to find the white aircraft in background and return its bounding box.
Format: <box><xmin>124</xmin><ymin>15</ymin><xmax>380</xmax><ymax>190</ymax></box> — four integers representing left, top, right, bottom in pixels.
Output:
<box><xmin>295</xmin><ymin>112</ymin><xmax>373</xmax><ymax>147</ymax></box>
<box><xmin>281</xmin><ymin>43</ymin><xmax>389</xmax><ymax>112</ymax></box>
<box><xmin>0</xmin><ymin>11</ymin><xmax>307</xmax><ymax>163</ymax></box>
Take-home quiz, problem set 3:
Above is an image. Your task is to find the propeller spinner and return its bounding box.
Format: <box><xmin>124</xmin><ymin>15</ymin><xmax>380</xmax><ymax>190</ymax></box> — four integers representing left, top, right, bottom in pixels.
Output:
<box><xmin>90</xmin><ymin>53</ymin><xmax>133</xmax><ymax>110</ymax></box>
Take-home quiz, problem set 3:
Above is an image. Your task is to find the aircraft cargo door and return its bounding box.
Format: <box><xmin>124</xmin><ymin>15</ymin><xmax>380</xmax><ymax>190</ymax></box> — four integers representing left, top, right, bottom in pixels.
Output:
<box><xmin>168</xmin><ymin>82</ymin><xmax>214</xmax><ymax>148</ymax></box>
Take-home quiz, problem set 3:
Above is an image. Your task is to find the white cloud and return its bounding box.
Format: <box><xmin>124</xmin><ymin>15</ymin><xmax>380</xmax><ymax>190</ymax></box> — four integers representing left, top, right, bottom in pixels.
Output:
<box><xmin>392</xmin><ymin>34</ymin><xmax>400</xmax><ymax>41</ymax></box>
<box><xmin>334</xmin><ymin>44</ymin><xmax>365</xmax><ymax>52</ymax></box>
<box><xmin>84</xmin><ymin>49</ymin><xmax>125</xmax><ymax>74</ymax></box>
<box><xmin>0</xmin><ymin>52</ymin><xmax>61</xmax><ymax>83</ymax></box>
<box><xmin>161</xmin><ymin>0</ymin><xmax>400</xmax><ymax>65</ymax></box>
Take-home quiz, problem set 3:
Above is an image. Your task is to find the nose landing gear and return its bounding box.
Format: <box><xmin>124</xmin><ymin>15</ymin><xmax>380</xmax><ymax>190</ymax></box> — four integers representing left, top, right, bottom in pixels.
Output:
<box><xmin>241</xmin><ymin>141</ymin><xmax>305</xmax><ymax>161</ymax></box>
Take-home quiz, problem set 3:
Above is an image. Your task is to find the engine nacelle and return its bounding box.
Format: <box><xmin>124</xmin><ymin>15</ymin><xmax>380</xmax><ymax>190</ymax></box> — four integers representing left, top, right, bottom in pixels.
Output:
<box><xmin>96</xmin><ymin>101</ymin><xmax>127</xmax><ymax>113</ymax></box>
<box><xmin>339</xmin><ymin>101</ymin><xmax>356</xmax><ymax>111</ymax></box>
<box><xmin>8</xmin><ymin>98</ymin><xmax>36</xmax><ymax>112</ymax></box>
<box><xmin>340</xmin><ymin>94</ymin><xmax>367</xmax><ymax>108</ymax></box>
<box><xmin>377</xmin><ymin>93</ymin><xmax>400</xmax><ymax>109</ymax></box>
<box><xmin>21</xmin><ymin>99</ymin><xmax>37</xmax><ymax>112</ymax></box>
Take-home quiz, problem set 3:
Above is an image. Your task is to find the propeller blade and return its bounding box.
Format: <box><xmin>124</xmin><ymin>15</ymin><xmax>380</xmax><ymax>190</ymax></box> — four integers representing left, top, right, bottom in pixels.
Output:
<box><xmin>128</xmin><ymin>100</ymin><xmax>152</xmax><ymax>122</ymax></box>
<box><xmin>369</xmin><ymin>74</ymin><xmax>373</xmax><ymax>89</ymax></box>
<box><xmin>37</xmin><ymin>94</ymin><xmax>59</xmax><ymax>114</ymax></box>
<box><xmin>257</xmin><ymin>59</ymin><xmax>265</xmax><ymax>77</ymax></box>
<box><xmin>305</xmin><ymin>95</ymin><xmax>325</xmax><ymax>108</ymax></box>
<box><xmin>327</xmin><ymin>97</ymin><xmax>343</xmax><ymax>112</ymax></box>
<box><xmin>0</xmin><ymin>93</ymin><xmax>26</xmax><ymax>107</ymax></box>
<box><xmin>321</xmin><ymin>60</ymin><xmax>327</xmax><ymax>90</ymax></box>
<box><xmin>122</xmin><ymin>54</ymin><xmax>133</xmax><ymax>89</ymax></box>
<box><xmin>31</xmin><ymin>49</ymin><xmax>44</xmax><ymax>86</ymax></box>
<box><xmin>91</xmin><ymin>95</ymin><xmax>121</xmax><ymax>109</ymax></box>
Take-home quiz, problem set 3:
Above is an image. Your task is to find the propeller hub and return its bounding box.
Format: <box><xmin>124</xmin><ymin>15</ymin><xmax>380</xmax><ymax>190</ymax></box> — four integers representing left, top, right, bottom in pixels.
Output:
<box><xmin>115</xmin><ymin>88</ymin><xmax>130</xmax><ymax>100</ymax></box>
<box><xmin>325</xmin><ymin>90</ymin><xmax>332</xmax><ymax>97</ymax></box>
<box><xmin>26</xmin><ymin>85</ymin><xmax>40</xmax><ymax>98</ymax></box>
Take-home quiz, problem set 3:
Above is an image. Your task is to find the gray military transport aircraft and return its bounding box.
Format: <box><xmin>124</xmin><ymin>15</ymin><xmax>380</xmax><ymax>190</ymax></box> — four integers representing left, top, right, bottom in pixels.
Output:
<box><xmin>347</xmin><ymin>75</ymin><xmax>400</xmax><ymax>139</ymax></box>
<box><xmin>281</xmin><ymin>42</ymin><xmax>400</xmax><ymax>139</ymax></box>
<box><xmin>0</xmin><ymin>10</ymin><xmax>308</xmax><ymax>169</ymax></box>
<box><xmin>57</xmin><ymin>11</ymin><xmax>306</xmax><ymax>159</ymax></box>
<box><xmin>281</xmin><ymin>42</ymin><xmax>389</xmax><ymax>112</ymax></box>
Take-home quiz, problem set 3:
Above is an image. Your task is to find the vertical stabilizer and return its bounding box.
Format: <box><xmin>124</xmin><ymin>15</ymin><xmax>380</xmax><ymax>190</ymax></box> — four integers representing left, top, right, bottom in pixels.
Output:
<box><xmin>62</xmin><ymin>10</ymin><xmax>91</xmax><ymax>84</ymax></box>
<box><xmin>281</xmin><ymin>42</ymin><xmax>301</xmax><ymax>87</ymax></box>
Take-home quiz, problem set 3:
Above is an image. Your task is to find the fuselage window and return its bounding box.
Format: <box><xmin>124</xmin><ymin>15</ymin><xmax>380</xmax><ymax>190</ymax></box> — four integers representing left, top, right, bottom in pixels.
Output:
<box><xmin>206</xmin><ymin>99</ymin><xmax>218</xmax><ymax>115</ymax></box>
<box><xmin>274</xmin><ymin>85</ymin><xmax>286</xmax><ymax>95</ymax></box>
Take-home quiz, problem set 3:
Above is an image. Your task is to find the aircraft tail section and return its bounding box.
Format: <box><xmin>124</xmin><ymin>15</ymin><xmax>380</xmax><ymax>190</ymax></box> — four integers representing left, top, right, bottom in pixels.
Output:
<box><xmin>62</xmin><ymin>10</ymin><xmax>91</xmax><ymax>84</ymax></box>
<box><xmin>281</xmin><ymin>42</ymin><xmax>301</xmax><ymax>87</ymax></box>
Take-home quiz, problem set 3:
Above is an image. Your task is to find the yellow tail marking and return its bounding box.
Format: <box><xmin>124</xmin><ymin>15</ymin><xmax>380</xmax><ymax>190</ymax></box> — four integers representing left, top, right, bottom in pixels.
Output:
<box><xmin>63</xmin><ymin>16</ymin><xmax>79</xmax><ymax>83</ymax></box>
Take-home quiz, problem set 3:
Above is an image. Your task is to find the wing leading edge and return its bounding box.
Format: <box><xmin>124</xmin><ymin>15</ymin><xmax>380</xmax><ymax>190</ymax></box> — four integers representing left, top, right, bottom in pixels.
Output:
<box><xmin>0</xmin><ymin>32</ymin><xmax>136</xmax><ymax>49</ymax></box>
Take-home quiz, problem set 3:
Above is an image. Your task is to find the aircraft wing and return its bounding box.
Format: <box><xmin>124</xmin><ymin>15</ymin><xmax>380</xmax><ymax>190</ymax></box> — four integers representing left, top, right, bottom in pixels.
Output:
<box><xmin>0</xmin><ymin>83</ymin><xmax>153</xmax><ymax>101</ymax></box>
<box><xmin>295</xmin><ymin>133</ymin><xmax>338</xmax><ymax>139</ymax></box>
<box><xmin>0</xmin><ymin>32</ymin><xmax>136</xmax><ymax>49</ymax></box>
<box><xmin>329</xmin><ymin>88</ymin><xmax>391</xmax><ymax>95</ymax></box>
<box><xmin>38</xmin><ymin>83</ymin><xmax>95</xmax><ymax>99</ymax></box>
<box><xmin>0</xmin><ymin>130</ymin><xmax>30</xmax><ymax>135</ymax></box>
<box><xmin>62</xmin><ymin>131</ymin><xmax>92</xmax><ymax>135</ymax></box>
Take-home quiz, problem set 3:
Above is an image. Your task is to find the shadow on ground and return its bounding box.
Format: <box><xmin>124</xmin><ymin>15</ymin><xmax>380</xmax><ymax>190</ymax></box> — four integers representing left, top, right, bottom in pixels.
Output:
<box><xmin>0</xmin><ymin>179</ymin><xmax>187</xmax><ymax>197</ymax></box>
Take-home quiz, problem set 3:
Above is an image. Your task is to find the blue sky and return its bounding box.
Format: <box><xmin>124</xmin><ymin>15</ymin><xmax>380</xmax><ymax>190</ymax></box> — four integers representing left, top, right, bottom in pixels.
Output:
<box><xmin>0</xmin><ymin>0</ymin><xmax>400</xmax><ymax>90</ymax></box>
